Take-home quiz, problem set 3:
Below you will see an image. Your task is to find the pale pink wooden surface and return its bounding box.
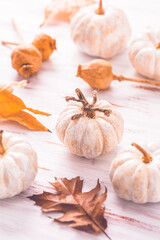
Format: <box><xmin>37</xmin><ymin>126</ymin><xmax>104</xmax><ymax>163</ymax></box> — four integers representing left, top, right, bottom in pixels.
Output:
<box><xmin>0</xmin><ymin>0</ymin><xmax>160</xmax><ymax>239</ymax></box>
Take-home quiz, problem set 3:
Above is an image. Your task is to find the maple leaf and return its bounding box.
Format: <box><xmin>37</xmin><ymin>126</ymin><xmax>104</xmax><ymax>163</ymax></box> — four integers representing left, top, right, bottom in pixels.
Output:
<box><xmin>29</xmin><ymin>177</ymin><xmax>111</xmax><ymax>239</ymax></box>
<box><xmin>0</xmin><ymin>80</ymin><xmax>51</xmax><ymax>131</ymax></box>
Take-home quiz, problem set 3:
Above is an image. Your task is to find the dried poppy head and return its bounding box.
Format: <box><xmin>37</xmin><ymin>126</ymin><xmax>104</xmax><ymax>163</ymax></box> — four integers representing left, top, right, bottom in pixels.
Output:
<box><xmin>77</xmin><ymin>59</ymin><xmax>160</xmax><ymax>90</ymax></box>
<box><xmin>2</xmin><ymin>20</ymin><xmax>56</xmax><ymax>77</ymax></box>
<box><xmin>32</xmin><ymin>33</ymin><xmax>56</xmax><ymax>61</ymax></box>
<box><xmin>11</xmin><ymin>44</ymin><xmax>42</xmax><ymax>77</ymax></box>
<box><xmin>77</xmin><ymin>59</ymin><xmax>113</xmax><ymax>89</ymax></box>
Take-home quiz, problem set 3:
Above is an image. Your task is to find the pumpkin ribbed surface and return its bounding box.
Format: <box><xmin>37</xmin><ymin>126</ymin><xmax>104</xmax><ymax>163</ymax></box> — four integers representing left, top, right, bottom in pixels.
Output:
<box><xmin>0</xmin><ymin>132</ymin><xmax>37</xmax><ymax>199</ymax></box>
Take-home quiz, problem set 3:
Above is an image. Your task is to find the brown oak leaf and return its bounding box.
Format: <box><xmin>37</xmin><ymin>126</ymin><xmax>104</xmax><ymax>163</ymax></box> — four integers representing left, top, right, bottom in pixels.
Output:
<box><xmin>0</xmin><ymin>80</ymin><xmax>51</xmax><ymax>131</ymax></box>
<box><xmin>29</xmin><ymin>177</ymin><xmax>111</xmax><ymax>239</ymax></box>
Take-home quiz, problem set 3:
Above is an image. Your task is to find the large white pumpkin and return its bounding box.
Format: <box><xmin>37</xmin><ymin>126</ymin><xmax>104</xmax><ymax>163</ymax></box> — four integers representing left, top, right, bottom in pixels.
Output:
<box><xmin>110</xmin><ymin>142</ymin><xmax>160</xmax><ymax>203</ymax></box>
<box><xmin>56</xmin><ymin>89</ymin><xmax>124</xmax><ymax>159</ymax></box>
<box><xmin>0</xmin><ymin>131</ymin><xmax>38</xmax><ymax>199</ymax></box>
<box><xmin>129</xmin><ymin>28</ymin><xmax>160</xmax><ymax>80</ymax></box>
<box><xmin>71</xmin><ymin>0</ymin><xmax>131</xmax><ymax>58</ymax></box>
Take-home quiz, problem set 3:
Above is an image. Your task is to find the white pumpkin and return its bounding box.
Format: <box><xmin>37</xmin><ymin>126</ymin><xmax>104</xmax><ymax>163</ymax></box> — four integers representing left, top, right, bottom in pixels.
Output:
<box><xmin>129</xmin><ymin>28</ymin><xmax>160</xmax><ymax>80</ymax></box>
<box><xmin>56</xmin><ymin>89</ymin><xmax>124</xmax><ymax>159</ymax></box>
<box><xmin>110</xmin><ymin>142</ymin><xmax>160</xmax><ymax>203</ymax></box>
<box><xmin>0</xmin><ymin>130</ymin><xmax>38</xmax><ymax>199</ymax></box>
<box><xmin>71</xmin><ymin>0</ymin><xmax>131</xmax><ymax>59</ymax></box>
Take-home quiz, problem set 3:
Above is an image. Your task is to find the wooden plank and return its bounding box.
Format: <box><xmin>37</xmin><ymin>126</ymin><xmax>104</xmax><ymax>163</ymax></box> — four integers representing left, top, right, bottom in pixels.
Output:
<box><xmin>0</xmin><ymin>0</ymin><xmax>160</xmax><ymax>239</ymax></box>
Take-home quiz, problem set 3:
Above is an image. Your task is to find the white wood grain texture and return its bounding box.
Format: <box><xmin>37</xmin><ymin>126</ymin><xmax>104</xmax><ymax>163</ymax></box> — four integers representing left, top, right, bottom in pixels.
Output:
<box><xmin>0</xmin><ymin>0</ymin><xmax>160</xmax><ymax>239</ymax></box>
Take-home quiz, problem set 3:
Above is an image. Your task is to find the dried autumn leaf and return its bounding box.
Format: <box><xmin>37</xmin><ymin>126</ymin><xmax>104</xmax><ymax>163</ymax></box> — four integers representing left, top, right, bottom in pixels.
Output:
<box><xmin>0</xmin><ymin>81</ymin><xmax>27</xmax><ymax>117</ymax></box>
<box><xmin>41</xmin><ymin>0</ymin><xmax>96</xmax><ymax>26</ymax></box>
<box><xmin>29</xmin><ymin>177</ymin><xmax>110</xmax><ymax>239</ymax></box>
<box><xmin>0</xmin><ymin>81</ymin><xmax>51</xmax><ymax>131</ymax></box>
<box><xmin>4</xmin><ymin>111</ymin><xmax>49</xmax><ymax>131</ymax></box>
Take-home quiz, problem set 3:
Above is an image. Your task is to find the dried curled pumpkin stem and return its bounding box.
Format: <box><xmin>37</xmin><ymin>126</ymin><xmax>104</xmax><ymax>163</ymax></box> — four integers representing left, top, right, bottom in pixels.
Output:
<box><xmin>92</xmin><ymin>90</ymin><xmax>97</xmax><ymax>105</ymax></box>
<box><xmin>0</xmin><ymin>130</ymin><xmax>5</xmax><ymax>155</ymax></box>
<box><xmin>75</xmin><ymin>88</ymin><xmax>88</xmax><ymax>105</ymax></box>
<box><xmin>113</xmin><ymin>74</ymin><xmax>160</xmax><ymax>87</ymax></box>
<box><xmin>65</xmin><ymin>88</ymin><xmax>112</xmax><ymax>120</ymax></box>
<box><xmin>95</xmin><ymin>0</ymin><xmax>105</xmax><ymax>15</ymax></box>
<box><xmin>131</xmin><ymin>142</ymin><xmax>152</xmax><ymax>163</ymax></box>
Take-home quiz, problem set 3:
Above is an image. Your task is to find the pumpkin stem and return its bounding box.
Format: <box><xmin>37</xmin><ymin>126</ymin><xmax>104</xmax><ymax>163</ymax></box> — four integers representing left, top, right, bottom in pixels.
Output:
<box><xmin>95</xmin><ymin>0</ymin><xmax>105</xmax><ymax>15</ymax></box>
<box><xmin>92</xmin><ymin>90</ymin><xmax>97</xmax><ymax>105</ymax></box>
<box><xmin>65</xmin><ymin>88</ymin><xmax>88</xmax><ymax>108</ymax></box>
<box><xmin>113</xmin><ymin>74</ymin><xmax>160</xmax><ymax>87</ymax></box>
<box><xmin>155</xmin><ymin>42</ymin><xmax>160</xmax><ymax>49</ymax></box>
<box><xmin>75</xmin><ymin>88</ymin><xmax>88</xmax><ymax>105</ymax></box>
<box><xmin>131</xmin><ymin>142</ymin><xmax>153</xmax><ymax>163</ymax></box>
<box><xmin>65</xmin><ymin>88</ymin><xmax>112</xmax><ymax>120</ymax></box>
<box><xmin>0</xmin><ymin>130</ymin><xmax>5</xmax><ymax>155</ymax></box>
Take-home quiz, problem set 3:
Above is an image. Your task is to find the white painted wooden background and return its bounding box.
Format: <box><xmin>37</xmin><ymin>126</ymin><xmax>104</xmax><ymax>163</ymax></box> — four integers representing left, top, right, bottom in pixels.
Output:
<box><xmin>0</xmin><ymin>0</ymin><xmax>160</xmax><ymax>239</ymax></box>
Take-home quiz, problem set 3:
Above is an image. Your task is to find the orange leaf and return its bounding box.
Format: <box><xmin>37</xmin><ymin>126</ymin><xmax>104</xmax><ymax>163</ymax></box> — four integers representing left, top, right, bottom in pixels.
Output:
<box><xmin>0</xmin><ymin>88</ymin><xmax>26</xmax><ymax>117</ymax></box>
<box><xmin>0</xmin><ymin>80</ymin><xmax>28</xmax><ymax>93</ymax></box>
<box><xmin>0</xmin><ymin>81</ymin><xmax>50</xmax><ymax>131</ymax></box>
<box><xmin>5</xmin><ymin>110</ymin><xmax>50</xmax><ymax>131</ymax></box>
<box><xmin>26</xmin><ymin>108</ymin><xmax>51</xmax><ymax>116</ymax></box>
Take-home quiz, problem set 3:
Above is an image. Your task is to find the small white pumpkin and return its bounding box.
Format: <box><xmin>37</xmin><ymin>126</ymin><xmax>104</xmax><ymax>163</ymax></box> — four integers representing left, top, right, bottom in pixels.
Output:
<box><xmin>0</xmin><ymin>130</ymin><xmax>38</xmax><ymax>199</ymax></box>
<box><xmin>56</xmin><ymin>89</ymin><xmax>124</xmax><ymax>159</ymax></box>
<box><xmin>129</xmin><ymin>28</ymin><xmax>160</xmax><ymax>80</ymax></box>
<box><xmin>110</xmin><ymin>142</ymin><xmax>160</xmax><ymax>203</ymax></box>
<box><xmin>71</xmin><ymin>0</ymin><xmax>131</xmax><ymax>59</ymax></box>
